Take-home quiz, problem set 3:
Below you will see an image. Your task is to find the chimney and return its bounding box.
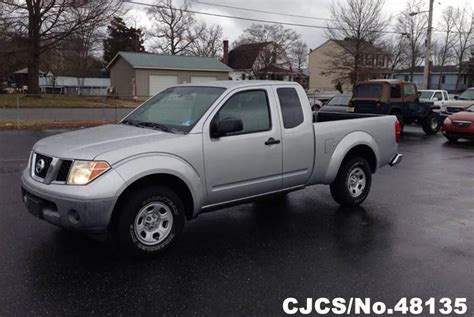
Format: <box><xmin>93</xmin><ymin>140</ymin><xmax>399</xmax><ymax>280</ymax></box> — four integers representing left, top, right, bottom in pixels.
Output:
<box><xmin>223</xmin><ymin>40</ymin><xmax>229</xmax><ymax>65</ymax></box>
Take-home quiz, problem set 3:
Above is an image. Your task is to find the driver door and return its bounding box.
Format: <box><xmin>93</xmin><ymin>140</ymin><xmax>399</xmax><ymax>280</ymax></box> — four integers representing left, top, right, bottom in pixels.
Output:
<box><xmin>202</xmin><ymin>87</ymin><xmax>283</xmax><ymax>205</ymax></box>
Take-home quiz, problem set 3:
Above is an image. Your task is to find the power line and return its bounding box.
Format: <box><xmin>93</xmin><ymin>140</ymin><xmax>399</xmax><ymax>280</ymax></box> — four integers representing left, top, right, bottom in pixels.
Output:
<box><xmin>124</xmin><ymin>0</ymin><xmax>402</xmax><ymax>34</ymax></box>
<box><xmin>189</xmin><ymin>0</ymin><xmax>333</xmax><ymax>22</ymax></box>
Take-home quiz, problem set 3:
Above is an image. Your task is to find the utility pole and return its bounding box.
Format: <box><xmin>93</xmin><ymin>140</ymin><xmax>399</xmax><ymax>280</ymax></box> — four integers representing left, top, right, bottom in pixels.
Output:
<box><xmin>422</xmin><ymin>0</ymin><xmax>434</xmax><ymax>89</ymax></box>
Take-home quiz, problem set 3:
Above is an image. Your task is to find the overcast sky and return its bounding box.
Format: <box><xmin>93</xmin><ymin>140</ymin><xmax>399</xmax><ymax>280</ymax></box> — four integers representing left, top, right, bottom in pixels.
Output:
<box><xmin>124</xmin><ymin>0</ymin><xmax>472</xmax><ymax>51</ymax></box>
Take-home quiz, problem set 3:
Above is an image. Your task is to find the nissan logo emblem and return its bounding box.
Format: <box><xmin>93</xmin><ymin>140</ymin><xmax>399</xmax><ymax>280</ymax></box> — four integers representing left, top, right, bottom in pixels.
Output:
<box><xmin>35</xmin><ymin>158</ymin><xmax>46</xmax><ymax>174</ymax></box>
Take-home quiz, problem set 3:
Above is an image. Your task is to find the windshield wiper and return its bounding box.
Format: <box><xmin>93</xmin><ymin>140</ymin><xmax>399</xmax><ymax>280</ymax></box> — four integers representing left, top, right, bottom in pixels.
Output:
<box><xmin>122</xmin><ymin>119</ymin><xmax>175</xmax><ymax>133</ymax></box>
<box><xmin>136</xmin><ymin>121</ymin><xmax>175</xmax><ymax>133</ymax></box>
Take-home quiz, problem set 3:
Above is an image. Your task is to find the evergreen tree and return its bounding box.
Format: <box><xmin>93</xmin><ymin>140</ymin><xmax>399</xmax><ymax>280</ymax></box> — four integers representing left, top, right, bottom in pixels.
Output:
<box><xmin>103</xmin><ymin>17</ymin><xmax>145</xmax><ymax>63</ymax></box>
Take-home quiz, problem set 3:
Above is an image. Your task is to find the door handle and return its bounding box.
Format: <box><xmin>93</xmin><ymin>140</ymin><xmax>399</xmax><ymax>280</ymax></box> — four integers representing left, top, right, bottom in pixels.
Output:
<box><xmin>265</xmin><ymin>137</ymin><xmax>280</xmax><ymax>146</ymax></box>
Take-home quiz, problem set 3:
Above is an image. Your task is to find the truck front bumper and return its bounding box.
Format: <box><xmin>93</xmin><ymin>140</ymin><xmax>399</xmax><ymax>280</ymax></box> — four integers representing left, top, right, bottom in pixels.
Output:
<box><xmin>390</xmin><ymin>153</ymin><xmax>403</xmax><ymax>167</ymax></box>
<box><xmin>21</xmin><ymin>168</ymin><xmax>124</xmax><ymax>235</ymax></box>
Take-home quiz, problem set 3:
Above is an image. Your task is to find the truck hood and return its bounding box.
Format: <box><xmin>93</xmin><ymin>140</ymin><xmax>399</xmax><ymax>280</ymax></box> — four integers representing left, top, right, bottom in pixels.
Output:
<box><xmin>444</xmin><ymin>100</ymin><xmax>474</xmax><ymax>108</ymax></box>
<box><xmin>33</xmin><ymin>124</ymin><xmax>179</xmax><ymax>161</ymax></box>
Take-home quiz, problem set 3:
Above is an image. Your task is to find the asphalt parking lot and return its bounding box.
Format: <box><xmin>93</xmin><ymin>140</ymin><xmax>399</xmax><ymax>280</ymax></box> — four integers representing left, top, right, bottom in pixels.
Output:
<box><xmin>0</xmin><ymin>126</ymin><xmax>473</xmax><ymax>315</ymax></box>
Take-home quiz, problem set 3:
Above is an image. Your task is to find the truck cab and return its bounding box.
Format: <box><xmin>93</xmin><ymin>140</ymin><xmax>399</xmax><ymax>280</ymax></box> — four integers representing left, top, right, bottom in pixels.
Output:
<box><xmin>418</xmin><ymin>89</ymin><xmax>449</xmax><ymax>107</ymax></box>
<box><xmin>348</xmin><ymin>79</ymin><xmax>441</xmax><ymax>134</ymax></box>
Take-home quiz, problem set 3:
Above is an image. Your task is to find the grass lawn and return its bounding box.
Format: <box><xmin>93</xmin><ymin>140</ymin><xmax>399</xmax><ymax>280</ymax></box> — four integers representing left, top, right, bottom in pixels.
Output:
<box><xmin>0</xmin><ymin>94</ymin><xmax>142</xmax><ymax>108</ymax></box>
<box><xmin>0</xmin><ymin>120</ymin><xmax>116</xmax><ymax>130</ymax></box>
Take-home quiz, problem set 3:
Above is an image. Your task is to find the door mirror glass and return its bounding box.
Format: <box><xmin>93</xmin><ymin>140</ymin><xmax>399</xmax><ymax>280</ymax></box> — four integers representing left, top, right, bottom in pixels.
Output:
<box><xmin>211</xmin><ymin>117</ymin><xmax>243</xmax><ymax>138</ymax></box>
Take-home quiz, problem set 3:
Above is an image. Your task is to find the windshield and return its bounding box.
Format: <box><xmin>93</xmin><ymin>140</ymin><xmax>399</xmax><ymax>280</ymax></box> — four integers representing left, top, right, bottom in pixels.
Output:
<box><xmin>419</xmin><ymin>91</ymin><xmax>433</xmax><ymax>99</ymax></box>
<box><xmin>327</xmin><ymin>95</ymin><xmax>351</xmax><ymax>106</ymax></box>
<box><xmin>123</xmin><ymin>86</ymin><xmax>225</xmax><ymax>133</ymax></box>
<box><xmin>458</xmin><ymin>89</ymin><xmax>474</xmax><ymax>100</ymax></box>
<box><xmin>353</xmin><ymin>84</ymin><xmax>383</xmax><ymax>98</ymax></box>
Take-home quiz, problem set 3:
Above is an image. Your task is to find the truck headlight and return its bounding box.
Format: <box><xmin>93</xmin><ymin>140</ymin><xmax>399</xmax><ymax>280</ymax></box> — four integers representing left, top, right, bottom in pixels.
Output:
<box><xmin>67</xmin><ymin>160</ymin><xmax>110</xmax><ymax>185</ymax></box>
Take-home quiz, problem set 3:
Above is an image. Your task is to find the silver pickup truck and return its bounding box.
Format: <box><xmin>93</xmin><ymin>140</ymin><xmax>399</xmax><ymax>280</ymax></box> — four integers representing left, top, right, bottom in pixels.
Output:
<box><xmin>22</xmin><ymin>81</ymin><xmax>402</xmax><ymax>255</ymax></box>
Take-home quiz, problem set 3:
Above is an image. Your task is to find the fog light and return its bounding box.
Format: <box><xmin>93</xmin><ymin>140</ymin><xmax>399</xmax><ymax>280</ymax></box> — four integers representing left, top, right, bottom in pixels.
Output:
<box><xmin>68</xmin><ymin>209</ymin><xmax>80</xmax><ymax>224</ymax></box>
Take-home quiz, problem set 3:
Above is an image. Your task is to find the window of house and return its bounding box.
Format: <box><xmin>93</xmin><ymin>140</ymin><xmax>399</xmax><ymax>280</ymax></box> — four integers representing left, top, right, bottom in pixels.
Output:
<box><xmin>241</xmin><ymin>73</ymin><xmax>246</xmax><ymax>80</ymax></box>
<box><xmin>277</xmin><ymin>87</ymin><xmax>304</xmax><ymax>129</ymax></box>
<box><xmin>214</xmin><ymin>90</ymin><xmax>271</xmax><ymax>136</ymax></box>
<box><xmin>404</xmin><ymin>75</ymin><xmax>409</xmax><ymax>82</ymax></box>
<box><xmin>441</xmin><ymin>75</ymin><xmax>446</xmax><ymax>84</ymax></box>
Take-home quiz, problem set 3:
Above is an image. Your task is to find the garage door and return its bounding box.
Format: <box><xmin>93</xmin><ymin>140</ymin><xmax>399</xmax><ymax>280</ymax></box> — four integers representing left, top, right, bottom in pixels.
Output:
<box><xmin>149</xmin><ymin>75</ymin><xmax>178</xmax><ymax>96</ymax></box>
<box><xmin>190</xmin><ymin>76</ymin><xmax>217</xmax><ymax>84</ymax></box>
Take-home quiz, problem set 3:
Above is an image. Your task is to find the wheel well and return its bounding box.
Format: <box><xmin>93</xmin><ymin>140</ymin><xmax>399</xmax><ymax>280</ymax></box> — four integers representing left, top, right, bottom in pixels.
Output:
<box><xmin>343</xmin><ymin>145</ymin><xmax>377</xmax><ymax>173</ymax></box>
<box><xmin>111</xmin><ymin>174</ymin><xmax>195</xmax><ymax>227</ymax></box>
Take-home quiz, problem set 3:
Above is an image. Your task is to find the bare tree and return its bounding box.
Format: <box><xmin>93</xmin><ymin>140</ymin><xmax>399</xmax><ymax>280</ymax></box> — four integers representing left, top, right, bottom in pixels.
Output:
<box><xmin>452</xmin><ymin>6</ymin><xmax>473</xmax><ymax>91</ymax></box>
<box><xmin>326</xmin><ymin>0</ymin><xmax>388</xmax><ymax>86</ymax></box>
<box><xmin>433</xmin><ymin>6</ymin><xmax>456</xmax><ymax>89</ymax></box>
<box><xmin>0</xmin><ymin>0</ymin><xmax>122</xmax><ymax>94</ymax></box>
<box><xmin>148</xmin><ymin>0</ymin><xmax>195</xmax><ymax>55</ymax></box>
<box><xmin>188</xmin><ymin>22</ymin><xmax>223</xmax><ymax>58</ymax></box>
<box><xmin>290</xmin><ymin>40</ymin><xmax>309</xmax><ymax>70</ymax></box>
<box><xmin>383</xmin><ymin>34</ymin><xmax>408</xmax><ymax>73</ymax></box>
<box><xmin>395</xmin><ymin>0</ymin><xmax>427</xmax><ymax>81</ymax></box>
<box><xmin>234</xmin><ymin>24</ymin><xmax>300</xmax><ymax>79</ymax></box>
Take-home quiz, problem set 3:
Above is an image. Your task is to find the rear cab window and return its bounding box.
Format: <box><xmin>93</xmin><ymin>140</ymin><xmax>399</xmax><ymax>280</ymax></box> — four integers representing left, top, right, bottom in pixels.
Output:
<box><xmin>277</xmin><ymin>87</ymin><xmax>304</xmax><ymax>129</ymax></box>
<box><xmin>353</xmin><ymin>84</ymin><xmax>383</xmax><ymax>99</ymax></box>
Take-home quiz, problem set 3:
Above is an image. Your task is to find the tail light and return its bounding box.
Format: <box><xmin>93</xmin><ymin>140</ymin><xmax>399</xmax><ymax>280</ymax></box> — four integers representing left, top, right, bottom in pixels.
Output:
<box><xmin>395</xmin><ymin>120</ymin><xmax>401</xmax><ymax>143</ymax></box>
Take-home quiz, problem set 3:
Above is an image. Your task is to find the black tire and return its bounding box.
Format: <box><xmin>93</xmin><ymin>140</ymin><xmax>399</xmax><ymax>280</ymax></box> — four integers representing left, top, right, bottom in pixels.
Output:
<box><xmin>330</xmin><ymin>156</ymin><xmax>372</xmax><ymax>207</ymax></box>
<box><xmin>445</xmin><ymin>135</ymin><xmax>458</xmax><ymax>143</ymax></box>
<box><xmin>115</xmin><ymin>186</ymin><xmax>185</xmax><ymax>256</ymax></box>
<box><xmin>422</xmin><ymin>113</ymin><xmax>441</xmax><ymax>135</ymax></box>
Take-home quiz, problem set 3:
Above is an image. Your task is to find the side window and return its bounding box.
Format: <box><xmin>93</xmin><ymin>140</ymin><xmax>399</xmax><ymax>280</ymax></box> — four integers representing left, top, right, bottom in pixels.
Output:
<box><xmin>434</xmin><ymin>92</ymin><xmax>442</xmax><ymax>101</ymax></box>
<box><xmin>214</xmin><ymin>90</ymin><xmax>270</xmax><ymax>135</ymax></box>
<box><xmin>277</xmin><ymin>87</ymin><xmax>304</xmax><ymax>129</ymax></box>
<box><xmin>443</xmin><ymin>92</ymin><xmax>449</xmax><ymax>100</ymax></box>
<box><xmin>403</xmin><ymin>84</ymin><xmax>416</xmax><ymax>97</ymax></box>
<box><xmin>390</xmin><ymin>85</ymin><xmax>402</xmax><ymax>98</ymax></box>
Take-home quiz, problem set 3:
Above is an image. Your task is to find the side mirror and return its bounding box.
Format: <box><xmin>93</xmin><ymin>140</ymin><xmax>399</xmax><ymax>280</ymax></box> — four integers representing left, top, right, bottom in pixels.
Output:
<box><xmin>454</xmin><ymin>95</ymin><xmax>459</xmax><ymax>100</ymax></box>
<box><xmin>210</xmin><ymin>117</ymin><xmax>243</xmax><ymax>138</ymax></box>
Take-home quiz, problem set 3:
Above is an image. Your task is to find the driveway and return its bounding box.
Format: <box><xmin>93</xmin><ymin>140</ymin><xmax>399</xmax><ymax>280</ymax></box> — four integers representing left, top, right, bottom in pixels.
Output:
<box><xmin>0</xmin><ymin>126</ymin><xmax>473</xmax><ymax>315</ymax></box>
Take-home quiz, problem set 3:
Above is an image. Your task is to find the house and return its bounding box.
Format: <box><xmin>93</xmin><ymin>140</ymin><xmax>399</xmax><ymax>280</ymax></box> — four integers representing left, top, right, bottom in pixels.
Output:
<box><xmin>293</xmin><ymin>68</ymin><xmax>310</xmax><ymax>90</ymax></box>
<box><xmin>309</xmin><ymin>39</ymin><xmax>392</xmax><ymax>91</ymax></box>
<box><xmin>224</xmin><ymin>42</ymin><xmax>293</xmax><ymax>81</ymax></box>
<box><xmin>391</xmin><ymin>65</ymin><xmax>470</xmax><ymax>92</ymax></box>
<box><xmin>13</xmin><ymin>68</ymin><xmax>110</xmax><ymax>95</ymax></box>
<box><xmin>106</xmin><ymin>52</ymin><xmax>232</xmax><ymax>97</ymax></box>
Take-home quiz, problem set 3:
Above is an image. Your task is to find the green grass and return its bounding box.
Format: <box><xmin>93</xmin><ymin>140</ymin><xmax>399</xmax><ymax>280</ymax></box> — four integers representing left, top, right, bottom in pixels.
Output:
<box><xmin>0</xmin><ymin>94</ymin><xmax>141</xmax><ymax>108</ymax></box>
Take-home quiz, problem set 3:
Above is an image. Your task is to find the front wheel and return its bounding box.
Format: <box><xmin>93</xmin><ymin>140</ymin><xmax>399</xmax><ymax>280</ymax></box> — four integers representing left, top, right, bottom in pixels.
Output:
<box><xmin>422</xmin><ymin>113</ymin><xmax>441</xmax><ymax>135</ymax></box>
<box><xmin>330</xmin><ymin>157</ymin><xmax>372</xmax><ymax>207</ymax></box>
<box><xmin>115</xmin><ymin>186</ymin><xmax>185</xmax><ymax>256</ymax></box>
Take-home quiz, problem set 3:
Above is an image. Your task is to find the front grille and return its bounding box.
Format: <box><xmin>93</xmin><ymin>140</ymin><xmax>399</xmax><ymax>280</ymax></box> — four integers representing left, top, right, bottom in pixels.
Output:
<box><xmin>447</xmin><ymin>107</ymin><xmax>462</xmax><ymax>113</ymax></box>
<box><xmin>56</xmin><ymin>160</ymin><xmax>73</xmax><ymax>182</ymax></box>
<box><xmin>34</xmin><ymin>154</ymin><xmax>52</xmax><ymax>178</ymax></box>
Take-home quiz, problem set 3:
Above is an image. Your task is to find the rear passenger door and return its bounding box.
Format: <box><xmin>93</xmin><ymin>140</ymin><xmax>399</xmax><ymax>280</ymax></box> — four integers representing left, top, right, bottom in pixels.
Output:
<box><xmin>203</xmin><ymin>87</ymin><xmax>283</xmax><ymax>205</ymax></box>
<box><xmin>275</xmin><ymin>86</ymin><xmax>315</xmax><ymax>188</ymax></box>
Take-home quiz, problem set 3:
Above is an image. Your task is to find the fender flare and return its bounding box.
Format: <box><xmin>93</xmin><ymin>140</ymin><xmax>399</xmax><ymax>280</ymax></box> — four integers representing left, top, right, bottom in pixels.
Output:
<box><xmin>324</xmin><ymin>131</ymin><xmax>381</xmax><ymax>184</ymax></box>
<box><xmin>112</xmin><ymin>153</ymin><xmax>204</xmax><ymax>217</ymax></box>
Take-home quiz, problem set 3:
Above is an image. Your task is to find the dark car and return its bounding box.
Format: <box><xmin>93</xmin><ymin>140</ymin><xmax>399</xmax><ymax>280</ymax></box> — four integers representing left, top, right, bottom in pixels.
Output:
<box><xmin>347</xmin><ymin>79</ymin><xmax>441</xmax><ymax>134</ymax></box>
<box><xmin>319</xmin><ymin>94</ymin><xmax>352</xmax><ymax>113</ymax></box>
<box><xmin>442</xmin><ymin>104</ymin><xmax>474</xmax><ymax>142</ymax></box>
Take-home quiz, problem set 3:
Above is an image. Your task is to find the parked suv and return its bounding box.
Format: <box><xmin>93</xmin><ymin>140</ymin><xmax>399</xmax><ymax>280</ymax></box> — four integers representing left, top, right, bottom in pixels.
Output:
<box><xmin>348</xmin><ymin>79</ymin><xmax>441</xmax><ymax>134</ymax></box>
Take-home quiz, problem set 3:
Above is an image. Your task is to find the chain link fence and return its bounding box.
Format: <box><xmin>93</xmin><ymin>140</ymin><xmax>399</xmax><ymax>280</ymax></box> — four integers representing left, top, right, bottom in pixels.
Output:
<box><xmin>0</xmin><ymin>94</ymin><xmax>148</xmax><ymax>129</ymax></box>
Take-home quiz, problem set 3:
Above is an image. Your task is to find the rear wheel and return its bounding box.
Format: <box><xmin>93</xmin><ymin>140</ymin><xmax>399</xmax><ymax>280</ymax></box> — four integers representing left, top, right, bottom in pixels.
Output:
<box><xmin>115</xmin><ymin>186</ymin><xmax>185</xmax><ymax>256</ymax></box>
<box><xmin>330</xmin><ymin>156</ymin><xmax>372</xmax><ymax>207</ymax></box>
<box><xmin>422</xmin><ymin>113</ymin><xmax>441</xmax><ymax>135</ymax></box>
